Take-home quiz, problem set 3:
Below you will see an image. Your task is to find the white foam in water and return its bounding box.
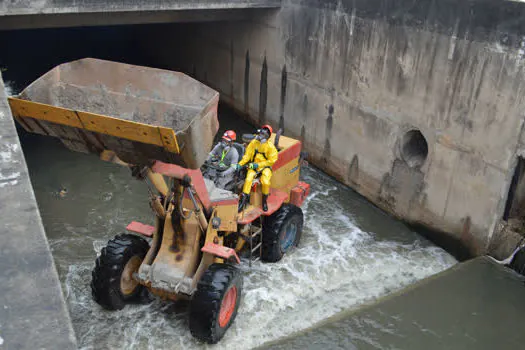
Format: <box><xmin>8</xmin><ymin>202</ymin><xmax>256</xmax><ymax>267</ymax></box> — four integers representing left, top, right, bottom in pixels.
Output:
<box><xmin>3</xmin><ymin>80</ymin><xmax>14</xmax><ymax>97</ymax></box>
<box><xmin>92</xmin><ymin>240</ymin><xmax>107</xmax><ymax>256</ymax></box>
<box><xmin>54</xmin><ymin>167</ymin><xmax>456</xmax><ymax>350</ymax></box>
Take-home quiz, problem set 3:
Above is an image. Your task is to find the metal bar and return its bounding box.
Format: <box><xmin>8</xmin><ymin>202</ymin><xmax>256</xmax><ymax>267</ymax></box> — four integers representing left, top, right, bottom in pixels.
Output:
<box><xmin>251</xmin><ymin>242</ymin><xmax>262</xmax><ymax>253</ymax></box>
<box><xmin>147</xmin><ymin>171</ymin><xmax>169</xmax><ymax>196</ymax></box>
<box><xmin>249</xmin><ymin>226</ymin><xmax>253</xmax><ymax>268</ymax></box>
<box><xmin>184</xmin><ymin>186</ymin><xmax>208</xmax><ymax>231</ymax></box>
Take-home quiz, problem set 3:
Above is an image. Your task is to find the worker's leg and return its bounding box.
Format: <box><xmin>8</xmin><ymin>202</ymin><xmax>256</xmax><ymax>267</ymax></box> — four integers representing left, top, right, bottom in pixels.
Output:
<box><xmin>242</xmin><ymin>169</ymin><xmax>257</xmax><ymax>194</ymax></box>
<box><xmin>260</xmin><ymin>168</ymin><xmax>272</xmax><ymax>212</ymax></box>
<box><xmin>260</xmin><ymin>168</ymin><xmax>272</xmax><ymax>195</ymax></box>
<box><xmin>239</xmin><ymin>169</ymin><xmax>256</xmax><ymax>212</ymax></box>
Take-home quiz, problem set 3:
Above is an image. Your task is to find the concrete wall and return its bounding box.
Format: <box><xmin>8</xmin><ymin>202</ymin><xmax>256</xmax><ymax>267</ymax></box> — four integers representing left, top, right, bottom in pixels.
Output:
<box><xmin>140</xmin><ymin>0</ymin><xmax>525</xmax><ymax>256</ymax></box>
<box><xmin>0</xmin><ymin>0</ymin><xmax>281</xmax><ymax>29</ymax></box>
<box><xmin>0</xmin><ymin>74</ymin><xmax>77</xmax><ymax>349</ymax></box>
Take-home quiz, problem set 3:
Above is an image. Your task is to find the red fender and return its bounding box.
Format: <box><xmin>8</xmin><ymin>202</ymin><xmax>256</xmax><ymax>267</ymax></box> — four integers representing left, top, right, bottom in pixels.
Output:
<box><xmin>201</xmin><ymin>243</ymin><xmax>240</xmax><ymax>264</ymax></box>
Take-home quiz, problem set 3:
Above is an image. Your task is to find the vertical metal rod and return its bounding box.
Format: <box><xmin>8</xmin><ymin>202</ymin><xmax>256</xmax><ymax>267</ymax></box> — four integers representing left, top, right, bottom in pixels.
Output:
<box><xmin>185</xmin><ymin>186</ymin><xmax>208</xmax><ymax>231</ymax></box>
<box><xmin>146</xmin><ymin>170</ymin><xmax>169</xmax><ymax>196</ymax></box>
<box><xmin>249</xmin><ymin>225</ymin><xmax>253</xmax><ymax>268</ymax></box>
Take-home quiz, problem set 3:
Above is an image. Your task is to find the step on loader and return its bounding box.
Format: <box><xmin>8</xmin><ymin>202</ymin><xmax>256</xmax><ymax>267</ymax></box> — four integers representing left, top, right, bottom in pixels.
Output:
<box><xmin>8</xmin><ymin>58</ymin><xmax>310</xmax><ymax>343</ymax></box>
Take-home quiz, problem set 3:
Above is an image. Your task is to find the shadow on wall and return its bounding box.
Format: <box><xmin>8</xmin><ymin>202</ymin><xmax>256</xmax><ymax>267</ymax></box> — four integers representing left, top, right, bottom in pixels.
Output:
<box><xmin>0</xmin><ymin>24</ymin><xmax>157</xmax><ymax>94</ymax></box>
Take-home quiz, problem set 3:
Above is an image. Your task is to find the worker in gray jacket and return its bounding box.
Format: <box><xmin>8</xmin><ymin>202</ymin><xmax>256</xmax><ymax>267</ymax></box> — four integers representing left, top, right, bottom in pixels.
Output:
<box><xmin>204</xmin><ymin>130</ymin><xmax>240</xmax><ymax>190</ymax></box>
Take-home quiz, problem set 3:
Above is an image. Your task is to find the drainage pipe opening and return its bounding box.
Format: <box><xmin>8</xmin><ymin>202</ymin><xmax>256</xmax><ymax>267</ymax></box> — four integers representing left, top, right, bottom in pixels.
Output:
<box><xmin>400</xmin><ymin>130</ymin><xmax>428</xmax><ymax>168</ymax></box>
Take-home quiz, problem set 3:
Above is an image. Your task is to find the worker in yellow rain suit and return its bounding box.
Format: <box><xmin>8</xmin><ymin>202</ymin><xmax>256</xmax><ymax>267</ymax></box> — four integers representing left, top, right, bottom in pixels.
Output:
<box><xmin>234</xmin><ymin>125</ymin><xmax>278</xmax><ymax>212</ymax></box>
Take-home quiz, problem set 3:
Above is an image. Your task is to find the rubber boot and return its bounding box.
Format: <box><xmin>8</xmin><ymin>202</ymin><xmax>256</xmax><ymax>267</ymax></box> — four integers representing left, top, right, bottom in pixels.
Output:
<box><xmin>238</xmin><ymin>193</ymin><xmax>249</xmax><ymax>212</ymax></box>
<box><xmin>262</xmin><ymin>194</ymin><xmax>269</xmax><ymax>212</ymax></box>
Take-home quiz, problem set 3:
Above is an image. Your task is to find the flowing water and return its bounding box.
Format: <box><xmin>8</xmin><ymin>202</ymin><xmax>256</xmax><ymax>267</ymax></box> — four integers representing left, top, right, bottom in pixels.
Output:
<box><xmin>3</xmin><ymin>80</ymin><xmax>13</xmax><ymax>97</ymax></box>
<box><xmin>18</xmin><ymin>113</ymin><xmax>456</xmax><ymax>349</ymax></box>
<box><xmin>0</xmin><ymin>27</ymin><xmax>456</xmax><ymax>347</ymax></box>
<box><xmin>261</xmin><ymin>256</ymin><xmax>525</xmax><ymax>350</ymax></box>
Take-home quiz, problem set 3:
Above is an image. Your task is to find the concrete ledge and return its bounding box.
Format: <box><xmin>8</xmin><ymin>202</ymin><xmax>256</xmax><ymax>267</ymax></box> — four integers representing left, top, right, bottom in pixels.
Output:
<box><xmin>0</xmin><ymin>0</ymin><xmax>281</xmax><ymax>29</ymax></box>
<box><xmin>0</xmin><ymin>74</ymin><xmax>77</xmax><ymax>349</ymax></box>
<box><xmin>0</xmin><ymin>8</ymin><xmax>279</xmax><ymax>30</ymax></box>
<box><xmin>1</xmin><ymin>0</ymin><xmax>282</xmax><ymax>14</ymax></box>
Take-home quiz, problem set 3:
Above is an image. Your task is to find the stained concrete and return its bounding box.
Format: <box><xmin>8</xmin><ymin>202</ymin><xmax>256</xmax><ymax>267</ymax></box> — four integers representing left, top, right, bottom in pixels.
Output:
<box><xmin>0</xmin><ymin>74</ymin><xmax>77</xmax><ymax>349</ymax></box>
<box><xmin>0</xmin><ymin>0</ymin><xmax>281</xmax><ymax>29</ymax></box>
<box><xmin>138</xmin><ymin>0</ymin><xmax>525</xmax><ymax>257</ymax></box>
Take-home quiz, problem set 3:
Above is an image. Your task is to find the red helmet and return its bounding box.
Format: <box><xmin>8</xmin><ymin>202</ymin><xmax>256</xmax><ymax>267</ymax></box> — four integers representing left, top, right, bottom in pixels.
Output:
<box><xmin>222</xmin><ymin>130</ymin><xmax>236</xmax><ymax>142</ymax></box>
<box><xmin>261</xmin><ymin>124</ymin><xmax>273</xmax><ymax>136</ymax></box>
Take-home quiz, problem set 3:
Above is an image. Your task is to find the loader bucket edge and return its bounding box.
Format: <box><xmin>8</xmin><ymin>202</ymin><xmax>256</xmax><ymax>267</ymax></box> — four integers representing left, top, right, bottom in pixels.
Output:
<box><xmin>8</xmin><ymin>96</ymin><xmax>180</xmax><ymax>154</ymax></box>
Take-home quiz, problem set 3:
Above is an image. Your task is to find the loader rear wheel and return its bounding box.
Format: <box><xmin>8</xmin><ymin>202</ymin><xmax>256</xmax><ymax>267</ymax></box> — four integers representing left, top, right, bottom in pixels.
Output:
<box><xmin>262</xmin><ymin>204</ymin><xmax>304</xmax><ymax>262</ymax></box>
<box><xmin>91</xmin><ymin>233</ymin><xmax>150</xmax><ymax>310</ymax></box>
<box><xmin>189</xmin><ymin>264</ymin><xmax>243</xmax><ymax>344</ymax></box>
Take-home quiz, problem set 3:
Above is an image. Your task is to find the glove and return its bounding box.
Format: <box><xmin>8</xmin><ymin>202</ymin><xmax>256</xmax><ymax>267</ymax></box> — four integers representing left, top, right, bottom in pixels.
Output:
<box><xmin>233</xmin><ymin>163</ymin><xmax>242</xmax><ymax>170</ymax></box>
<box><xmin>248</xmin><ymin>163</ymin><xmax>259</xmax><ymax>170</ymax></box>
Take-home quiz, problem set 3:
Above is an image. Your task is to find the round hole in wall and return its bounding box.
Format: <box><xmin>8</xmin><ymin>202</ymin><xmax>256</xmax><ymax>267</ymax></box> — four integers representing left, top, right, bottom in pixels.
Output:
<box><xmin>400</xmin><ymin>129</ymin><xmax>428</xmax><ymax>168</ymax></box>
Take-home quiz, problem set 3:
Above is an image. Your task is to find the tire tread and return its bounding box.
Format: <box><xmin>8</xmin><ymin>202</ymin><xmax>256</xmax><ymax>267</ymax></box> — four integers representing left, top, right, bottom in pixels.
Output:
<box><xmin>91</xmin><ymin>234</ymin><xmax>149</xmax><ymax>310</ymax></box>
<box><xmin>261</xmin><ymin>204</ymin><xmax>303</xmax><ymax>262</ymax></box>
<box><xmin>189</xmin><ymin>264</ymin><xmax>242</xmax><ymax>344</ymax></box>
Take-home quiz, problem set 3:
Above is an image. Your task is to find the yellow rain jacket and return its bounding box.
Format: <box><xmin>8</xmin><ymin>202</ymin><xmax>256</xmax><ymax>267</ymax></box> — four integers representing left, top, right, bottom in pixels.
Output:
<box><xmin>239</xmin><ymin>139</ymin><xmax>278</xmax><ymax>168</ymax></box>
<box><xmin>239</xmin><ymin>139</ymin><xmax>278</xmax><ymax>195</ymax></box>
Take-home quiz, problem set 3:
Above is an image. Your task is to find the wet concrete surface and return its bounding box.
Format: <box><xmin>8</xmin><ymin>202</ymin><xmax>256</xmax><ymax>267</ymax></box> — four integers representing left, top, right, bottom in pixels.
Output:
<box><xmin>0</xmin><ymin>74</ymin><xmax>77</xmax><ymax>349</ymax></box>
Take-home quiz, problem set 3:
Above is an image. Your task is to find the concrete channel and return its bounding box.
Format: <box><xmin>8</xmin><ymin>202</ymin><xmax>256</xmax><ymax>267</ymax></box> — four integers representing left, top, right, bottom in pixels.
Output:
<box><xmin>0</xmin><ymin>74</ymin><xmax>77</xmax><ymax>349</ymax></box>
<box><xmin>2</xmin><ymin>0</ymin><xmax>525</xmax><ymax>347</ymax></box>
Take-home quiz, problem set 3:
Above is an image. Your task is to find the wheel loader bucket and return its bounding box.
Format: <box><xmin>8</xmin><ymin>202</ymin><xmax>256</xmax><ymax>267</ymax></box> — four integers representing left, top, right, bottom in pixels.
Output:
<box><xmin>8</xmin><ymin>58</ymin><xmax>219</xmax><ymax>169</ymax></box>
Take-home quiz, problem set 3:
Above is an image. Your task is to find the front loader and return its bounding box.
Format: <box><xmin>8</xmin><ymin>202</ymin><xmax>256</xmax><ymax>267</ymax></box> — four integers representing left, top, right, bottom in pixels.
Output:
<box><xmin>8</xmin><ymin>58</ymin><xmax>310</xmax><ymax>343</ymax></box>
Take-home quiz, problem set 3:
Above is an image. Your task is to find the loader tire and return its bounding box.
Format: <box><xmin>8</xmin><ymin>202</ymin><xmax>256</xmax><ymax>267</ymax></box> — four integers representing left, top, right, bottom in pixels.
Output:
<box><xmin>91</xmin><ymin>233</ymin><xmax>150</xmax><ymax>310</ymax></box>
<box><xmin>189</xmin><ymin>264</ymin><xmax>243</xmax><ymax>344</ymax></box>
<box><xmin>261</xmin><ymin>204</ymin><xmax>303</xmax><ymax>262</ymax></box>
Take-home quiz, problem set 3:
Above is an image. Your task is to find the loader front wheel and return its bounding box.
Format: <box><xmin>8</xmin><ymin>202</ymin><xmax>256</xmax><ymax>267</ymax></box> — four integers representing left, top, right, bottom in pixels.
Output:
<box><xmin>91</xmin><ymin>233</ymin><xmax>150</xmax><ymax>310</ymax></box>
<box><xmin>262</xmin><ymin>204</ymin><xmax>304</xmax><ymax>262</ymax></box>
<box><xmin>189</xmin><ymin>264</ymin><xmax>243</xmax><ymax>344</ymax></box>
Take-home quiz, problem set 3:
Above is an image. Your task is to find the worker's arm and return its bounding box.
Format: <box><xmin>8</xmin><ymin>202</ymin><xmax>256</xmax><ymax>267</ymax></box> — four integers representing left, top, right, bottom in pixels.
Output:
<box><xmin>238</xmin><ymin>141</ymin><xmax>255</xmax><ymax>166</ymax></box>
<box><xmin>208</xmin><ymin>143</ymin><xmax>222</xmax><ymax>159</ymax></box>
<box><xmin>258</xmin><ymin>143</ymin><xmax>278</xmax><ymax>168</ymax></box>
